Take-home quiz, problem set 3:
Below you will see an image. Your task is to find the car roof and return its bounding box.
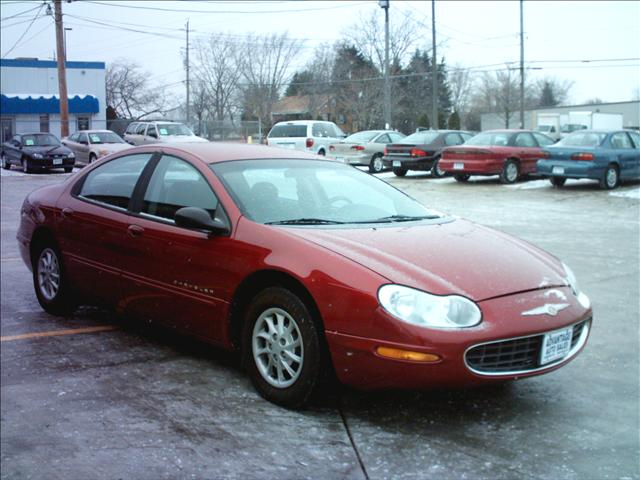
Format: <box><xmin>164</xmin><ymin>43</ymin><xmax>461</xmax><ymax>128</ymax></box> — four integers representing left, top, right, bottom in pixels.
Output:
<box><xmin>141</xmin><ymin>142</ymin><xmax>328</xmax><ymax>165</ymax></box>
<box><xmin>77</xmin><ymin>129</ymin><xmax>113</xmax><ymax>133</ymax></box>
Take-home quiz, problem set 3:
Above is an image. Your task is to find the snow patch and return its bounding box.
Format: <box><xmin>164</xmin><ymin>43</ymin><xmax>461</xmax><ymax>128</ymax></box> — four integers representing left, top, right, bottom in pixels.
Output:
<box><xmin>609</xmin><ymin>187</ymin><xmax>640</xmax><ymax>200</ymax></box>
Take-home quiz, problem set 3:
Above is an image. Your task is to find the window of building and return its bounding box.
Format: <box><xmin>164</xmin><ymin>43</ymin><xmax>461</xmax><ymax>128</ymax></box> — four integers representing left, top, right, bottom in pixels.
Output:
<box><xmin>39</xmin><ymin>115</ymin><xmax>50</xmax><ymax>133</ymax></box>
<box><xmin>77</xmin><ymin>116</ymin><xmax>91</xmax><ymax>131</ymax></box>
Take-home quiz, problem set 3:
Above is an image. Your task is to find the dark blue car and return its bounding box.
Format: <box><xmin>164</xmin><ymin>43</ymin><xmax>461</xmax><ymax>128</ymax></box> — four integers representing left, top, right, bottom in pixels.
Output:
<box><xmin>537</xmin><ymin>130</ymin><xmax>640</xmax><ymax>189</ymax></box>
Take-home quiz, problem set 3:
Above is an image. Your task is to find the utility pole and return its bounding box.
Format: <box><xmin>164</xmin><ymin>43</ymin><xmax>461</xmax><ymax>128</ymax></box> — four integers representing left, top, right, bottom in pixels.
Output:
<box><xmin>54</xmin><ymin>0</ymin><xmax>70</xmax><ymax>137</ymax></box>
<box><xmin>379</xmin><ymin>0</ymin><xmax>390</xmax><ymax>130</ymax></box>
<box><xmin>519</xmin><ymin>0</ymin><xmax>525</xmax><ymax>129</ymax></box>
<box><xmin>185</xmin><ymin>19</ymin><xmax>190</xmax><ymax>127</ymax></box>
<box><xmin>431</xmin><ymin>0</ymin><xmax>438</xmax><ymax>130</ymax></box>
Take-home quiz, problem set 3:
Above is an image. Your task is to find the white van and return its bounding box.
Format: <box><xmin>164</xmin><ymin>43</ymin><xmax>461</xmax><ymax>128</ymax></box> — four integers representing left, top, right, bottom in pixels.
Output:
<box><xmin>266</xmin><ymin>120</ymin><xmax>345</xmax><ymax>156</ymax></box>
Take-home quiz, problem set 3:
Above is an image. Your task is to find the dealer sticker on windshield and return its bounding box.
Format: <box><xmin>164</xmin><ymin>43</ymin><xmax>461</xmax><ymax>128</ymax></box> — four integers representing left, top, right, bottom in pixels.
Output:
<box><xmin>540</xmin><ymin>326</ymin><xmax>573</xmax><ymax>365</ymax></box>
<box><xmin>453</xmin><ymin>162</ymin><xmax>464</xmax><ymax>170</ymax></box>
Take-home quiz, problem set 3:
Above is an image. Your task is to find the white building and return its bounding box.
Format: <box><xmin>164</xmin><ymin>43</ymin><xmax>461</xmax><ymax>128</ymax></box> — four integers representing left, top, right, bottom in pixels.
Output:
<box><xmin>0</xmin><ymin>58</ymin><xmax>106</xmax><ymax>142</ymax></box>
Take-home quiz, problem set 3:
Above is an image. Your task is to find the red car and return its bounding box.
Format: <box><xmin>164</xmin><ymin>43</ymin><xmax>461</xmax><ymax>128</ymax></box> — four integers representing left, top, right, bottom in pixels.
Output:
<box><xmin>440</xmin><ymin>129</ymin><xmax>556</xmax><ymax>183</ymax></box>
<box><xmin>17</xmin><ymin>143</ymin><xmax>591</xmax><ymax>407</ymax></box>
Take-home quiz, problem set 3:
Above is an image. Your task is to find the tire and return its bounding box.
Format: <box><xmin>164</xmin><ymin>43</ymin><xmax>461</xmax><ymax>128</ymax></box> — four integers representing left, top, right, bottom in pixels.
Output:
<box><xmin>431</xmin><ymin>156</ymin><xmax>446</xmax><ymax>178</ymax></box>
<box><xmin>22</xmin><ymin>157</ymin><xmax>32</xmax><ymax>174</ymax></box>
<box><xmin>454</xmin><ymin>174</ymin><xmax>470</xmax><ymax>182</ymax></box>
<box><xmin>242</xmin><ymin>287</ymin><xmax>322</xmax><ymax>408</ymax></box>
<box><xmin>392</xmin><ymin>167</ymin><xmax>407</xmax><ymax>177</ymax></box>
<box><xmin>369</xmin><ymin>153</ymin><xmax>384</xmax><ymax>173</ymax></box>
<box><xmin>499</xmin><ymin>159</ymin><xmax>519</xmax><ymax>184</ymax></box>
<box><xmin>64</xmin><ymin>167</ymin><xmax>73</xmax><ymax>173</ymax></box>
<box><xmin>32</xmin><ymin>242</ymin><xmax>76</xmax><ymax>316</ymax></box>
<box><xmin>317</xmin><ymin>149</ymin><xmax>326</xmax><ymax>156</ymax></box>
<box><xmin>89</xmin><ymin>153</ymin><xmax>97</xmax><ymax>164</ymax></box>
<box><xmin>550</xmin><ymin>177</ymin><xmax>566</xmax><ymax>187</ymax></box>
<box><xmin>599</xmin><ymin>164</ymin><xmax>619</xmax><ymax>190</ymax></box>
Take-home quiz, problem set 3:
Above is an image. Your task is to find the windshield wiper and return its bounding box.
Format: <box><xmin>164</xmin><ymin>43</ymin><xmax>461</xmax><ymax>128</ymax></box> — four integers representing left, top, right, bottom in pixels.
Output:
<box><xmin>359</xmin><ymin>214</ymin><xmax>441</xmax><ymax>223</ymax></box>
<box><xmin>266</xmin><ymin>218</ymin><xmax>346</xmax><ymax>225</ymax></box>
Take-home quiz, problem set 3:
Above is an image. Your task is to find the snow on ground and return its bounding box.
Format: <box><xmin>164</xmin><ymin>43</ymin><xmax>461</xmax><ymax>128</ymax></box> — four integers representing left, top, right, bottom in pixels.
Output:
<box><xmin>1</xmin><ymin>168</ymin><xmax>79</xmax><ymax>177</ymax></box>
<box><xmin>609</xmin><ymin>187</ymin><xmax>640</xmax><ymax>200</ymax></box>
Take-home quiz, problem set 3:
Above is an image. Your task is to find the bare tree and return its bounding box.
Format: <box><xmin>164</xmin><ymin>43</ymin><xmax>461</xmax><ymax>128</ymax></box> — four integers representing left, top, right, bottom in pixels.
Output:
<box><xmin>448</xmin><ymin>64</ymin><xmax>475</xmax><ymax>117</ymax></box>
<box><xmin>192</xmin><ymin>34</ymin><xmax>243</xmax><ymax>123</ymax></box>
<box><xmin>106</xmin><ymin>60</ymin><xmax>166</xmax><ymax>119</ymax></box>
<box><xmin>239</xmin><ymin>32</ymin><xmax>304</xmax><ymax>127</ymax></box>
<box><xmin>190</xmin><ymin>80</ymin><xmax>210</xmax><ymax>136</ymax></box>
<box><xmin>343</xmin><ymin>10</ymin><xmax>422</xmax><ymax>74</ymax></box>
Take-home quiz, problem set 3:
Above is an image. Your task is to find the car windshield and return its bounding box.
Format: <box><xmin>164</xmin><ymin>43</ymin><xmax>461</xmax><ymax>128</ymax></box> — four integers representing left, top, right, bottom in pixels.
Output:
<box><xmin>88</xmin><ymin>132</ymin><xmax>125</xmax><ymax>144</ymax></box>
<box><xmin>465</xmin><ymin>132</ymin><xmax>512</xmax><ymax>147</ymax></box>
<box><xmin>538</xmin><ymin>126</ymin><xmax>552</xmax><ymax>132</ymax></box>
<box><xmin>22</xmin><ymin>134</ymin><xmax>60</xmax><ymax>146</ymax></box>
<box><xmin>211</xmin><ymin>159</ymin><xmax>437</xmax><ymax>225</ymax></box>
<box><xmin>268</xmin><ymin>124</ymin><xmax>307</xmax><ymax>138</ymax></box>
<box><xmin>345</xmin><ymin>131</ymin><xmax>379</xmax><ymax>143</ymax></box>
<box><xmin>556</xmin><ymin>131</ymin><xmax>606</xmax><ymax>147</ymax></box>
<box><xmin>401</xmin><ymin>131</ymin><xmax>440</xmax><ymax>144</ymax></box>
<box><xmin>156</xmin><ymin>123</ymin><xmax>194</xmax><ymax>136</ymax></box>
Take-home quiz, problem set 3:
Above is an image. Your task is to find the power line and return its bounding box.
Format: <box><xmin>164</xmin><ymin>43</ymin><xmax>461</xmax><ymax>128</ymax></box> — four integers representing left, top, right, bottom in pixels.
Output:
<box><xmin>0</xmin><ymin>4</ymin><xmax>42</xmax><ymax>21</ymax></box>
<box><xmin>2</xmin><ymin>3</ymin><xmax>44</xmax><ymax>58</ymax></box>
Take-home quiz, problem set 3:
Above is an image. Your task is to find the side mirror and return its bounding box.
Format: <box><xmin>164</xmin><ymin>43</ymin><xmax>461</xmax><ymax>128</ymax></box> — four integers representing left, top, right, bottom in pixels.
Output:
<box><xmin>174</xmin><ymin>207</ymin><xmax>230</xmax><ymax>235</ymax></box>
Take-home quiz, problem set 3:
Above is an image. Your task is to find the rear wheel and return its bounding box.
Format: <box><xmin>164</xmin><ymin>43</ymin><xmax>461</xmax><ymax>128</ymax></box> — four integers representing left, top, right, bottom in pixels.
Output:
<box><xmin>242</xmin><ymin>287</ymin><xmax>322</xmax><ymax>408</ymax></box>
<box><xmin>392</xmin><ymin>167</ymin><xmax>407</xmax><ymax>177</ymax></box>
<box><xmin>369</xmin><ymin>153</ymin><xmax>384</xmax><ymax>173</ymax></box>
<box><xmin>550</xmin><ymin>177</ymin><xmax>566</xmax><ymax>187</ymax></box>
<box><xmin>454</xmin><ymin>174</ymin><xmax>470</xmax><ymax>182</ymax></box>
<box><xmin>500</xmin><ymin>159</ymin><xmax>519</xmax><ymax>184</ymax></box>
<box><xmin>33</xmin><ymin>242</ymin><xmax>76</xmax><ymax>315</ymax></box>
<box><xmin>599</xmin><ymin>164</ymin><xmax>619</xmax><ymax>190</ymax></box>
<box><xmin>431</xmin><ymin>156</ymin><xmax>445</xmax><ymax>178</ymax></box>
<box><xmin>1</xmin><ymin>153</ymin><xmax>9</xmax><ymax>170</ymax></box>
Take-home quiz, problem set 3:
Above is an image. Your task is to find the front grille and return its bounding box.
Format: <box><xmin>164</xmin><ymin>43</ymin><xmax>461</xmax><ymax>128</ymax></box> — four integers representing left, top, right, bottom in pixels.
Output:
<box><xmin>466</xmin><ymin>320</ymin><xmax>588</xmax><ymax>374</ymax></box>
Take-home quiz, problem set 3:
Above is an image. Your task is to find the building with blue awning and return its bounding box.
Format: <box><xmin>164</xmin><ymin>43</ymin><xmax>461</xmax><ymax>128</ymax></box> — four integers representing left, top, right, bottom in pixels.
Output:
<box><xmin>0</xmin><ymin>58</ymin><xmax>106</xmax><ymax>141</ymax></box>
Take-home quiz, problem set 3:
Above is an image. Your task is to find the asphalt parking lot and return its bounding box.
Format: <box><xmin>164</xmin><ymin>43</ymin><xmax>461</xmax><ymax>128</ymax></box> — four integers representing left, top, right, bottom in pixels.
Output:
<box><xmin>1</xmin><ymin>167</ymin><xmax>639</xmax><ymax>480</ymax></box>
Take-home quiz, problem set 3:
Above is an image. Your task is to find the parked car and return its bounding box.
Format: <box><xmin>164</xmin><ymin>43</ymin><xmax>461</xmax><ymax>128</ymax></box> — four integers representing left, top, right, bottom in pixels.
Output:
<box><xmin>62</xmin><ymin>130</ymin><xmax>132</xmax><ymax>165</ymax></box>
<box><xmin>383</xmin><ymin>130</ymin><xmax>474</xmax><ymax>177</ymax></box>
<box><xmin>266</xmin><ymin>120</ymin><xmax>345</xmax><ymax>156</ymax></box>
<box><xmin>1</xmin><ymin>133</ymin><xmax>75</xmax><ymax>173</ymax></box>
<box><xmin>328</xmin><ymin>130</ymin><xmax>406</xmax><ymax>173</ymax></box>
<box><xmin>537</xmin><ymin>130</ymin><xmax>640</xmax><ymax>189</ymax></box>
<box><xmin>17</xmin><ymin>142</ymin><xmax>592</xmax><ymax>407</ymax></box>
<box><xmin>124</xmin><ymin>121</ymin><xmax>208</xmax><ymax>145</ymax></box>
<box><xmin>440</xmin><ymin>129</ymin><xmax>556</xmax><ymax>184</ymax></box>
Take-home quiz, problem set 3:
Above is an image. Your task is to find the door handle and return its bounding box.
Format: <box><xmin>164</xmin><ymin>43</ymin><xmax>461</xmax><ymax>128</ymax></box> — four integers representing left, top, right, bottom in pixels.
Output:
<box><xmin>127</xmin><ymin>225</ymin><xmax>144</xmax><ymax>238</ymax></box>
<box><xmin>61</xmin><ymin>208</ymin><xmax>74</xmax><ymax>218</ymax></box>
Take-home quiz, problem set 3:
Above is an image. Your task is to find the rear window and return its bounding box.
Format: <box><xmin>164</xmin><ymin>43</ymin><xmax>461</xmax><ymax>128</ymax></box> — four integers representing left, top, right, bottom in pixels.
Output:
<box><xmin>465</xmin><ymin>132</ymin><xmax>512</xmax><ymax>147</ymax></box>
<box><xmin>268</xmin><ymin>124</ymin><xmax>307</xmax><ymax>138</ymax></box>
<box><xmin>402</xmin><ymin>131</ymin><xmax>440</xmax><ymax>144</ymax></box>
<box><xmin>557</xmin><ymin>132</ymin><xmax>606</xmax><ymax>147</ymax></box>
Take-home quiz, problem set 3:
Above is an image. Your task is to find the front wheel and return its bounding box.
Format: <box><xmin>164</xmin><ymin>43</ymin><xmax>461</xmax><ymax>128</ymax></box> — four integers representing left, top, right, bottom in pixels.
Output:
<box><xmin>242</xmin><ymin>287</ymin><xmax>322</xmax><ymax>408</ymax></box>
<box><xmin>64</xmin><ymin>167</ymin><xmax>73</xmax><ymax>173</ymax></box>
<box><xmin>392</xmin><ymin>167</ymin><xmax>407</xmax><ymax>177</ymax></box>
<box><xmin>1</xmin><ymin>153</ymin><xmax>9</xmax><ymax>170</ymax></box>
<box><xmin>89</xmin><ymin>153</ymin><xmax>97</xmax><ymax>164</ymax></box>
<box><xmin>454</xmin><ymin>174</ymin><xmax>470</xmax><ymax>183</ymax></box>
<box><xmin>369</xmin><ymin>153</ymin><xmax>384</xmax><ymax>173</ymax></box>
<box><xmin>33</xmin><ymin>243</ymin><xmax>76</xmax><ymax>315</ymax></box>
<box><xmin>550</xmin><ymin>177</ymin><xmax>566</xmax><ymax>187</ymax></box>
<box><xmin>500</xmin><ymin>159</ymin><xmax>519</xmax><ymax>184</ymax></box>
<box><xmin>22</xmin><ymin>158</ymin><xmax>33</xmax><ymax>174</ymax></box>
<box><xmin>599</xmin><ymin>164</ymin><xmax>619</xmax><ymax>190</ymax></box>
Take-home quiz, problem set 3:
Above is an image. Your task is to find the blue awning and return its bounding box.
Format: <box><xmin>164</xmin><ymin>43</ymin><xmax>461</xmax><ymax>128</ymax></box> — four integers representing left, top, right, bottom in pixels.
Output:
<box><xmin>0</xmin><ymin>94</ymin><xmax>99</xmax><ymax>115</ymax></box>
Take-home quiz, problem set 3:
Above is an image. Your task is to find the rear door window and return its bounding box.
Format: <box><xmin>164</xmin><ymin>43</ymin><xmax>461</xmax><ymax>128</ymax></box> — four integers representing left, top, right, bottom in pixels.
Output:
<box><xmin>78</xmin><ymin>153</ymin><xmax>152</xmax><ymax>210</ymax></box>
<box><xmin>533</xmin><ymin>132</ymin><xmax>555</xmax><ymax>147</ymax></box>
<box><xmin>610</xmin><ymin>132</ymin><xmax>633</xmax><ymax>149</ymax></box>
<box><xmin>375</xmin><ymin>134</ymin><xmax>391</xmax><ymax>144</ymax></box>
<box><xmin>514</xmin><ymin>133</ymin><xmax>536</xmax><ymax>147</ymax></box>
<box><xmin>628</xmin><ymin>131</ymin><xmax>640</xmax><ymax>149</ymax></box>
<box><xmin>136</xmin><ymin>124</ymin><xmax>147</xmax><ymax>135</ymax></box>
<box><xmin>444</xmin><ymin>133</ymin><xmax>463</xmax><ymax>146</ymax></box>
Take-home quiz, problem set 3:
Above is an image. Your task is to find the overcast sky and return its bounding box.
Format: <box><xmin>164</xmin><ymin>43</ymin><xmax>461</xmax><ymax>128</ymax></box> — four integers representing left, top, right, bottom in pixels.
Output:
<box><xmin>1</xmin><ymin>0</ymin><xmax>639</xmax><ymax>108</ymax></box>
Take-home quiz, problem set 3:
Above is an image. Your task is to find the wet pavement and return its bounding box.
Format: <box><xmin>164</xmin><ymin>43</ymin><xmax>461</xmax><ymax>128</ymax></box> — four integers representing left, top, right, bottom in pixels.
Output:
<box><xmin>1</xmin><ymin>168</ymin><xmax>639</xmax><ymax>480</ymax></box>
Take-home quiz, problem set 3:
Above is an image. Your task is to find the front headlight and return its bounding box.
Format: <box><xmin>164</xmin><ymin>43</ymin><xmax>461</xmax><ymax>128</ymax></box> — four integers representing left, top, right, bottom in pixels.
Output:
<box><xmin>32</xmin><ymin>153</ymin><xmax>43</xmax><ymax>159</ymax></box>
<box><xmin>378</xmin><ymin>284</ymin><xmax>482</xmax><ymax>329</ymax></box>
<box><xmin>98</xmin><ymin>149</ymin><xmax>109</xmax><ymax>157</ymax></box>
<box><xmin>562</xmin><ymin>262</ymin><xmax>590</xmax><ymax>309</ymax></box>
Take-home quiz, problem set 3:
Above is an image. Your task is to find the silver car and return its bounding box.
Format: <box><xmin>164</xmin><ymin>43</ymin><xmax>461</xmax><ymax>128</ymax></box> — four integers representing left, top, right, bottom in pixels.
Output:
<box><xmin>328</xmin><ymin>130</ymin><xmax>406</xmax><ymax>173</ymax></box>
<box><xmin>123</xmin><ymin>121</ymin><xmax>208</xmax><ymax>145</ymax></box>
<box><xmin>62</xmin><ymin>130</ymin><xmax>132</xmax><ymax>165</ymax></box>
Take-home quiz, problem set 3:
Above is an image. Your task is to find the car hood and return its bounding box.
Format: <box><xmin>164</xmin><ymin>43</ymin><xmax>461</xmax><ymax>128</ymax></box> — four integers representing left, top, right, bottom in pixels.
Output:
<box><xmin>285</xmin><ymin>218</ymin><xmax>567</xmax><ymax>301</ymax></box>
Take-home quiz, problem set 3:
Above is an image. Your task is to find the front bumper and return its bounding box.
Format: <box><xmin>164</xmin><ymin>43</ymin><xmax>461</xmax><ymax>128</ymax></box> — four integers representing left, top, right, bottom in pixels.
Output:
<box><xmin>440</xmin><ymin>158</ymin><xmax>503</xmax><ymax>175</ymax></box>
<box><xmin>537</xmin><ymin>159</ymin><xmax>602</xmax><ymax>180</ymax></box>
<box><xmin>326</xmin><ymin>287</ymin><xmax>592</xmax><ymax>390</ymax></box>
<box><xmin>29</xmin><ymin>156</ymin><xmax>75</xmax><ymax>170</ymax></box>
<box><xmin>382</xmin><ymin>155</ymin><xmax>436</xmax><ymax>171</ymax></box>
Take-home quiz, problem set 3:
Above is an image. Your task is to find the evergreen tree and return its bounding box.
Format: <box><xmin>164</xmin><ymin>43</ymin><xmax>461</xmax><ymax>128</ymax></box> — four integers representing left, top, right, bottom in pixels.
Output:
<box><xmin>538</xmin><ymin>81</ymin><xmax>557</xmax><ymax>107</ymax></box>
<box><xmin>448</xmin><ymin>111</ymin><xmax>461</xmax><ymax>129</ymax></box>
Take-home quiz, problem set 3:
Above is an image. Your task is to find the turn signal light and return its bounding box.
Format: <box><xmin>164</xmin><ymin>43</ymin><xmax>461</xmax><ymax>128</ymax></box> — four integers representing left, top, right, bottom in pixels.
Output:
<box><xmin>571</xmin><ymin>152</ymin><xmax>594</xmax><ymax>161</ymax></box>
<box><xmin>306</xmin><ymin>138</ymin><xmax>314</xmax><ymax>148</ymax></box>
<box><xmin>376</xmin><ymin>346</ymin><xmax>441</xmax><ymax>363</ymax></box>
<box><xmin>351</xmin><ymin>145</ymin><xmax>365</xmax><ymax>151</ymax></box>
<box><xmin>384</xmin><ymin>147</ymin><xmax>388</xmax><ymax>155</ymax></box>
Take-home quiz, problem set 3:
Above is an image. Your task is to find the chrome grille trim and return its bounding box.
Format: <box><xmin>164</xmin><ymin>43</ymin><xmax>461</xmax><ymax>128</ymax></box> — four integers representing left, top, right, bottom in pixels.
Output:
<box><xmin>464</xmin><ymin>319</ymin><xmax>590</xmax><ymax>377</ymax></box>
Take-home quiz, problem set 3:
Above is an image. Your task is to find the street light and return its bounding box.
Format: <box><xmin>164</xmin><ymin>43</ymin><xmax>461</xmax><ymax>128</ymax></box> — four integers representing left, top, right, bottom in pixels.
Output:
<box><xmin>379</xmin><ymin>0</ymin><xmax>390</xmax><ymax>130</ymax></box>
<box><xmin>63</xmin><ymin>27</ymin><xmax>72</xmax><ymax>62</ymax></box>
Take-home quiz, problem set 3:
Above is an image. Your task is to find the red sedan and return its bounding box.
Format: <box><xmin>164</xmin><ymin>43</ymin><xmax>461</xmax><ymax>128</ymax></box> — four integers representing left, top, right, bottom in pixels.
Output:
<box><xmin>440</xmin><ymin>129</ymin><xmax>556</xmax><ymax>183</ymax></box>
<box><xmin>17</xmin><ymin>143</ymin><xmax>591</xmax><ymax>407</ymax></box>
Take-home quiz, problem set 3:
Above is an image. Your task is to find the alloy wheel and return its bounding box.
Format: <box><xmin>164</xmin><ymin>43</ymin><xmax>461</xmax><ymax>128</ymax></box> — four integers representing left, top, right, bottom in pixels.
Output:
<box><xmin>37</xmin><ymin>248</ymin><xmax>60</xmax><ymax>301</ymax></box>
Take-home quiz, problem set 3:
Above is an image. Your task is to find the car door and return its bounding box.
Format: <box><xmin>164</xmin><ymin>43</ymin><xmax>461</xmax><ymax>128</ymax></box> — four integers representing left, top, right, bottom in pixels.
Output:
<box><xmin>627</xmin><ymin>131</ymin><xmax>640</xmax><ymax>177</ymax></box>
<box><xmin>610</xmin><ymin>131</ymin><xmax>638</xmax><ymax>179</ymax></box>
<box><xmin>57</xmin><ymin>152</ymin><xmax>155</xmax><ymax>306</ymax></box>
<box><xmin>373</xmin><ymin>133</ymin><xmax>391</xmax><ymax>153</ymax></box>
<box><xmin>121</xmin><ymin>153</ymin><xmax>235</xmax><ymax>342</ymax></box>
<box><xmin>513</xmin><ymin>132</ymin><xmax>540</xmax><ymax>174</ymax></box>
<box><xmin>5</xmin><ymin>136</ymin><xmax>21</xmax><ymax>165</ymax></box>
<box><xmin>75</xmin><ymin>132</ymin><xmax>91</xmax><ymax>164</ymax></box>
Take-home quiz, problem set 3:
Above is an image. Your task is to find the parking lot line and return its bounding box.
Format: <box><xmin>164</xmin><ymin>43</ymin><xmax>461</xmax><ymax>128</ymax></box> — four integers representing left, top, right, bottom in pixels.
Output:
<box><xmin>1</xmin><ymin>325</ymin><xmax>118</xmax><ymax>342</ymax></box>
